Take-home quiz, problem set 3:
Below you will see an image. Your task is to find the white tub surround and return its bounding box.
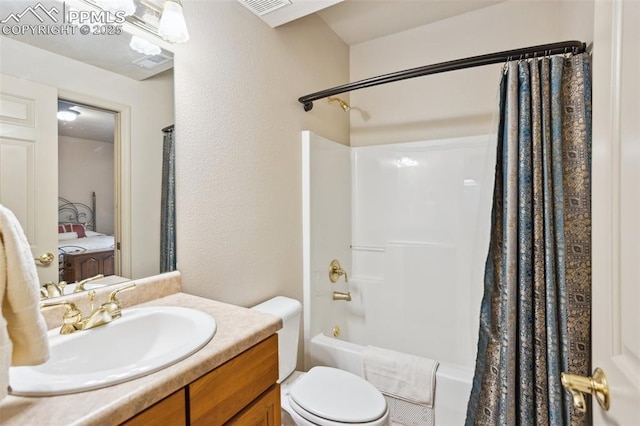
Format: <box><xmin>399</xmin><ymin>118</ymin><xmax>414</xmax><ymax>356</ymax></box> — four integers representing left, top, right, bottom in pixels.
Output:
<box><xmin>303</xmin><ymin>132</ymin><xmax>496</xmax><ymax>424</ymax></box>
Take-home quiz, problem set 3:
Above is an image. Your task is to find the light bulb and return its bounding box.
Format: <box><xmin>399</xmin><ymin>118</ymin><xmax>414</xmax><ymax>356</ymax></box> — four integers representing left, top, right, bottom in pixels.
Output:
<box><xmin>57</xmin><ymin>110</ymin><xmax>80</xmax><ymax>122</ymax></box>
<box><xmin>129</xmin><ymin>35</ymin><xmax>162</xmax><ymax>56</ymax></box>
<box><xmin>158</xmin><ymin>0</ymin><xmax>189</xmax><ymax>43</ymax></box>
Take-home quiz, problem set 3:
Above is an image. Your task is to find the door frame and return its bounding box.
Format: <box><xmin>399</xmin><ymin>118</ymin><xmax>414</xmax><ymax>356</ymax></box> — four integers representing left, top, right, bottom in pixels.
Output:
<box><xmin>58</xmin><ymin>89</ymin><xmax>131</xmax><ymax>278</ymax></box>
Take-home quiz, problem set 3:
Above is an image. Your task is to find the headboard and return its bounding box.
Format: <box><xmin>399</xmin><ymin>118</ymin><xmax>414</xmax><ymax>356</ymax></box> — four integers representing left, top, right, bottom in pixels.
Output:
<box><xmin>58</xmin><ymin>192</ymin><xmax>96</xmax><ymax>231</ymax></box>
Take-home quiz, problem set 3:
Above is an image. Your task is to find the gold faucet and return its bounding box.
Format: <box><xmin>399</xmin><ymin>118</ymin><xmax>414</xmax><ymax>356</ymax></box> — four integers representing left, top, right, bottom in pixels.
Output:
<box><xmin>40</xmin><ymin>282</ymin><xmax>137</xmax><ymax>334</ymax></box>
<box><xmin>82</xmin><ymin>282</ymin><xmax>137</xmax><ymax>329</ymax></box>
<box><xmin>332</xmin><ymin>291</ymin><xmax>352</xmax><ymax>301</ymax></box>
<box><xmin>73</xmin><ymin>274</ymin><xmax>105</xmax><ymax>293</ymax></box>
<box><xmin>40</xmin><ymin>281</ymin><xmax>67</xmax><ymax>299</ymax></box>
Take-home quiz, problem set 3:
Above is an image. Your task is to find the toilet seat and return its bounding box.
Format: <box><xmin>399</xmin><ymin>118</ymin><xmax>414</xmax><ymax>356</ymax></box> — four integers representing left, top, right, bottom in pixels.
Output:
<box><xmin>289</xmin><ymin>398</ymin><xmax>390</xmax><ymax>426</ymax></box>
<box><xmin>288</xmin><ymin>366</ymin><xmax>389</xmax><ymax>425</ymax></box>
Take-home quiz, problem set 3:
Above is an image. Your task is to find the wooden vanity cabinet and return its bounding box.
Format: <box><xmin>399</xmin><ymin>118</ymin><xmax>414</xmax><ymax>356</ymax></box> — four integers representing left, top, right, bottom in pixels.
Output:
<box><xmin>121</xmin><ymin>334</ymin><xmax>280</xmax><ymax>426</ymax></box>
<box><xmin>190</xmin><ymin>334</ymin><xmax>279</xmax><ymax>425</ymax></box>
<box><xmin>122</xmin><ymin>389</ymin><xmax>186</xmax><ymax>426</ymax></box>
<box><xmin>226</xmin><ymin>384</ymin><xmax>281</xmax><ymax>425</ymax></box>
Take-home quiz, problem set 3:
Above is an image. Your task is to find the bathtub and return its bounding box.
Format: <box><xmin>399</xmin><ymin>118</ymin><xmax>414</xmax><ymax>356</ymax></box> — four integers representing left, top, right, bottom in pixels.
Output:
<box><xmin>308</xmin><ymin>333</ymin><xmax>473</xmax><ymax>426</ymax></box>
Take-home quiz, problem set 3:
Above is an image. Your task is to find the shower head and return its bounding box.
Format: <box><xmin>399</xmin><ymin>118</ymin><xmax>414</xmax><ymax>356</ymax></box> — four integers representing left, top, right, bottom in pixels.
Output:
<box><xmin>327</xmin><ymin>97</ymin><xmax>351</xmax><ymax>112</ymax></box>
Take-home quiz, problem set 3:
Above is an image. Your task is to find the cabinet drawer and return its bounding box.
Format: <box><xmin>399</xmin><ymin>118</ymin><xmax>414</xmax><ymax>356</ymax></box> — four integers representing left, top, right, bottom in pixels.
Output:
<box><xmin>190</xmin><ymin>334</ymin><xmax>279</xmax><ymax>425</ymax></box>
<box><xmin>121</xmin><ymin>388</ymin><xmax>186</xmax><ymax>426</ymax></box>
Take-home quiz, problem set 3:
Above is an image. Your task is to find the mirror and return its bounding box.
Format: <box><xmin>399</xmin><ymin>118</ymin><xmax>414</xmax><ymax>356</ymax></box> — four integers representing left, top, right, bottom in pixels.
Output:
<box><xmin>0</xmin><ymin>0</ymin><xmax>175</xmax><ymax>295</ymax></box>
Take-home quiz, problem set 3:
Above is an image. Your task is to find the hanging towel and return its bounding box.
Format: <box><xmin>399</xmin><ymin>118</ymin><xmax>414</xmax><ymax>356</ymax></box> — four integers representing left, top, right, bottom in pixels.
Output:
<box><xmin>0</xmin><ymin>205</ymin><xmax>50</xmax><ymax>401</ymax></box>
<box><xmin>362</xmin><ymin>345</ymin><xmax>439</xmax><ymax>408</ymax></box>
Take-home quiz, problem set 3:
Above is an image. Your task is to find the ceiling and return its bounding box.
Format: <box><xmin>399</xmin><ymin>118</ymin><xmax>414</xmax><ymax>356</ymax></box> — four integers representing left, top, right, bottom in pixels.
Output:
<box><xmin>58</xmin><ymin>100</ymin><xmax>115</xmax><ymax>143</ymax></box>
<box><xmin>4</xmin><ymin>0</ymin><xmax>504</xmax><ymax>140</ymax></box>
<box><xmin>317</xmin><ymin>0</ymin><xmax>504</xmax><ymax>46</ymax></box>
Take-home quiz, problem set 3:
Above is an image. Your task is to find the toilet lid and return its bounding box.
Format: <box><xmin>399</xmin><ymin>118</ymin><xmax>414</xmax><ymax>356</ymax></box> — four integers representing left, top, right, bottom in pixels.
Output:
<box><xmin>289</xmin><ymin>366</ymin><xmax>387</xmax><ymax>423</ymax></box>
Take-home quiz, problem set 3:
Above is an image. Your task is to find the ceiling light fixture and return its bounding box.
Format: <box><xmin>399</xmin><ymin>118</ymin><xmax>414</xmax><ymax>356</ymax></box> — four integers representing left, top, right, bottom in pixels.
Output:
<box><xmin>158</xmin><ymin>0</ymin><xmax>189</xmax><ymax>43</ymax></box>
<box><xmin>57</xmin><ymin>110</ymin><xmax>80</xmax><ymax>122</ymax></box>
<box><xmin>93</xmin><ymin>0</ymin><xmax>136</xmax><ymax>16</ymax></box>
<box><xmin>129</xmin><ymin>35</ymin><xmax>162</xmax><ymax>55</ymax></box>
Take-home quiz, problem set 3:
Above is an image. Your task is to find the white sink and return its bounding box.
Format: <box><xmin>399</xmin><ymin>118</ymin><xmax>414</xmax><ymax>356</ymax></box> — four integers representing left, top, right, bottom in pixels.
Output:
<box><xmin>9</xmin><ymin>306</ymin><xmax>216</xmax><ymax>396</ymax></box>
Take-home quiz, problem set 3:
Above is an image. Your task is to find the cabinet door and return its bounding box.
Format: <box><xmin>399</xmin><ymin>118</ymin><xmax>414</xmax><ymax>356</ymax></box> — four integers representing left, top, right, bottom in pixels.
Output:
<box><xmin>121</xmin><ymin>389</ymin><xmax>186</xmax><ymax>426</ymax></box>
<box><xmin>190</xmin><ymin>335</ymin><xmax>279</xmax><ymax>425</ymax></box>
<box><xmin>227</xmin><ymin>384</ymin><xmax>281</xmax><ymax>426</ymax></box>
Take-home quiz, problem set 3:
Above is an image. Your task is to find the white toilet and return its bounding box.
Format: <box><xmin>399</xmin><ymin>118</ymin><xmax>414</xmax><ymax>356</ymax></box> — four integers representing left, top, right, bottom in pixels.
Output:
<box><xmin>252</xmin><ymin>296</ymin><xmax>390</xmax><ymax>426</ymax></box>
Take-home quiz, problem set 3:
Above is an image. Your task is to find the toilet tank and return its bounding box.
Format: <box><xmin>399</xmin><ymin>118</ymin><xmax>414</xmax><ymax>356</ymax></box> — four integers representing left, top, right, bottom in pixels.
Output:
<box><xmin>251</xmin><ymin>296</ymin><xmax>302</xmax><ymax>382</ymax></box>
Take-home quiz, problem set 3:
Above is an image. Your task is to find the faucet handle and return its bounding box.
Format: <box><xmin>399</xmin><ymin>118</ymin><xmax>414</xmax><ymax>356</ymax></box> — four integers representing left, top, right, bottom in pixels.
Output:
<box><xmin>40</xmin><ymin>300</ymin><xmax>83</xmax><ymax>334</ymax></box>
<box><xmin>41</xmin><ymin>281</ymin><xmax>62</xmax><ymax>298</ymax></box>
<box><xmin>329</xmin><ymin>259</ymin><xmax>349</xmax><ymax>283</ymax></box>
<box><xmin>107</xmin><ymin>282</ymin><xmax>136</xmax><ymax>302</ymax></box>
<box><xmin>73</xmin><ymin>274</ymin><xmax>105</xmax><ymax>293</ymax></box>
<box><xmin>102</xmin><ymin>282</ymin><xmax>136</xmax><ymax>319</ymax></box>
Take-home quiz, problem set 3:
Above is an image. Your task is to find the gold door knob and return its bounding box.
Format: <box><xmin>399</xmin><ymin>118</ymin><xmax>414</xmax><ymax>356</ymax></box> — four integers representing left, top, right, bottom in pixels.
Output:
<box><xmin>561</xmin><ymin>367</ymin><xmax>610</xmax><ymax>413</ymax></box>
<box><xmin>34</xmin><ymin>252</ymin><xmax>55</xmax><ymax>266</ymax></box>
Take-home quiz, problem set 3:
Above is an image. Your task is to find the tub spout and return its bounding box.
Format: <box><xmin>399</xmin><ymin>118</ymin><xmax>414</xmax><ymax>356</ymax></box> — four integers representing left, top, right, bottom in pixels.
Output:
<box><xmin>332</xmin><ymin>291</ymin><xmax>351</xmax><ymax>302</ymax></box>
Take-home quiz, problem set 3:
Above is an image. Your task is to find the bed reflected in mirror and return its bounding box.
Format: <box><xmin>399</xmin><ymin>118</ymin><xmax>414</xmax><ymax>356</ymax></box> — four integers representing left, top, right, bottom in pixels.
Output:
<box><xmin>55</xmin><ymin>196</ymin><xmax>128</xmax><ymax>293</ymax></box>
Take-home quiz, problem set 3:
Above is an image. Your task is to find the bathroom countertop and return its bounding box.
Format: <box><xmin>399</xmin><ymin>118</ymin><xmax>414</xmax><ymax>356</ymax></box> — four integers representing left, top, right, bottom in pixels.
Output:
<box><xmin>0</xmin><ymin>291</ymin><xmax>282</xmax><ymax>426</ymax></box>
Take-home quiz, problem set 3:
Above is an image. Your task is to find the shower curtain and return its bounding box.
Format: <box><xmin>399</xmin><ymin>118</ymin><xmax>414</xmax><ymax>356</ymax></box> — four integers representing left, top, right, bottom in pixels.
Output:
<box><xmin>160</xmin><ymin>127</ymin><xmax>176</xmax><ymax>272</ymax></box>
<box><xmin>466</xmin><ymin>53</ymin><xmax>592</xmax><ymax>426</ymax></box>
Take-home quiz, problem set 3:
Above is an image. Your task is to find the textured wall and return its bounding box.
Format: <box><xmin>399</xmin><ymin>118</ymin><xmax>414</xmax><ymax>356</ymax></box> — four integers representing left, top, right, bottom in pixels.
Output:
<box><xmin>349</xmin><ymin>0</ymin><xmax>594</xmax><ymax>146</ymax></box>
<box><xmin>173</xmin><ymin>1</ymin><xmax>349</xmax><ymax>307</ymax></box>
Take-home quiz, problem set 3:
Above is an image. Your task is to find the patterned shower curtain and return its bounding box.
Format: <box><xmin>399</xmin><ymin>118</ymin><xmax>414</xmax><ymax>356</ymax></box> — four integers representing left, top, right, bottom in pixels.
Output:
<box><xmin>160</xmin><ymin>127</ymin><xmax>176</xmax><ymax>272</ymax></box>
<box><xmin>466</xmin><ymin>53</ymin><xmax>592</xmax><ymax>426</ymax></box>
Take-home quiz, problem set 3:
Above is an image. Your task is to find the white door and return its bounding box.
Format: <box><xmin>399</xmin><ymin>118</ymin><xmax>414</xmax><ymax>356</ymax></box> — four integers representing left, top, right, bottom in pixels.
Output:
<box><xmin>591</xmin><ymin>0</ymin><xmax>640</xmax><ymax>423</ymax></box>
<box><xmin>0</xmin><ymin>74</ymin><xmax>58</xmax><ymax>283</ymax></box>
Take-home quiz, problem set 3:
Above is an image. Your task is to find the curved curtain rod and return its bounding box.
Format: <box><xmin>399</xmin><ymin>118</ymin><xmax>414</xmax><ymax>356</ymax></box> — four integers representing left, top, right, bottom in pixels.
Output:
<box><xmin>162</xmin><ymin>124</ymin><xmax>175</xmax><ymax>133</ymax></box>
<box><xmin>298</xmin><ymin>40</ymin><xmax>586</xmax><ymax>111</ymax></box>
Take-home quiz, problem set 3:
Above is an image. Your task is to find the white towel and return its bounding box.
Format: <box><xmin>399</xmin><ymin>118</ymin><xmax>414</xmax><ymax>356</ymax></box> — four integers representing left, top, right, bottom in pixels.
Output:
<box><xmin>0</xmin><ymin>204</ymin><xmax>50</xmax><ymax>401</ymax></box>
<box><xmin>362</xmin><ymin>345</ymin><xmax>438</xmax><ymax>408</ymax></box>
